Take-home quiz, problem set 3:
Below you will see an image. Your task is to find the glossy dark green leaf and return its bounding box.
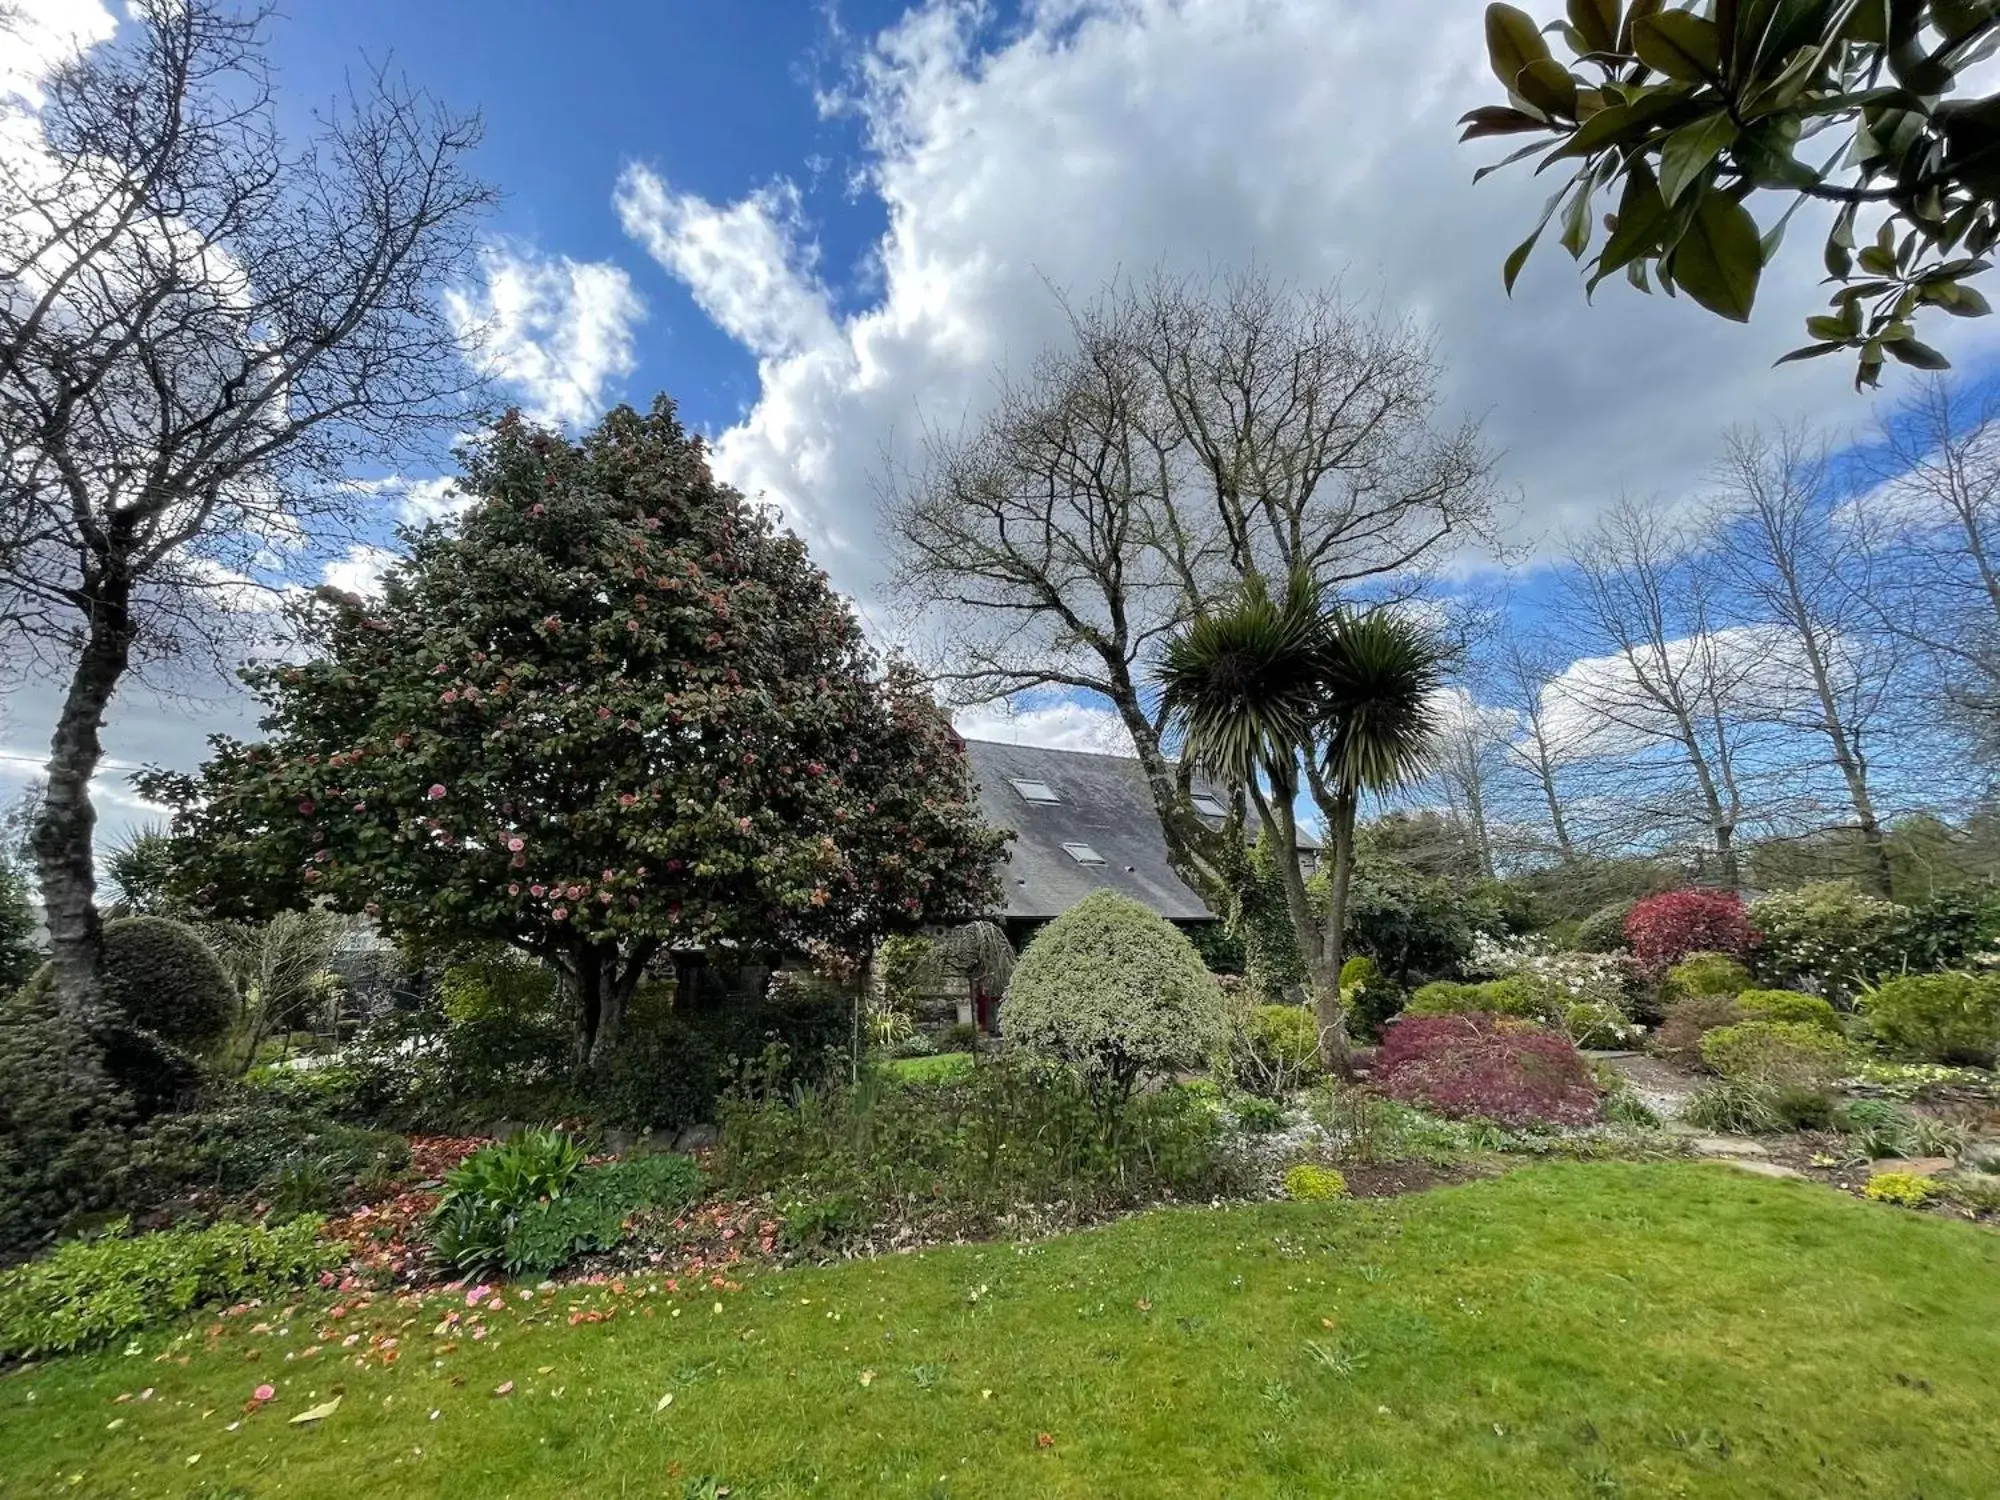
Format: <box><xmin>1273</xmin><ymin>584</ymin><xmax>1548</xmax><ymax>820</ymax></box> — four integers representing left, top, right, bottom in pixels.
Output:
<box><xmin>1458</xmin><ymin>106</ymin><xmax>1551</xmax><ymax>141</ymax></box>
<box><xmin>1589</xmin><ymin>160</ymin><xmax>1672</xmax><ymax>288</ymax></box>
<box><xmin>1886</xmin><ymin>337</ymin><xmax>1951</xmax><ymax>369</ymax></box>
<box><xmin>1517</xmin><ymin>57</ymin><xmax>1581</xmax><ymax>119</ymax></box>
<box><xmin>1618</xmin><ymin>0</ymin><xmax>1664</xmax><ymax>52</ymax></box>
<box><xmin>1561</xmin><ymin>176</ymin><xmax>1596</xmax><ymax>258</ymax></box>
<box><xmin>1668</xmin><ymin>192</ymin><xmax>1762</xmax><ymax>321</ymax></box>
<box><xmin>1632</xmin><ymin>10</ymin><xmax>1721</xmax><ymax>82</ymax></box>
<box><xmin>1940</xmin><ymin>284</ymin><xmax>1993</xmax><ymax>317</ymax></box>
<box><xmin>1486</xmin><ymin>3</ymin><xmax>1553</xmax><ymax>91</ymax></box>
<box><xmin>1659</xmin><ymin>113</ymin><xmax>1736</xmax><ymax>203</ymax></box>
<box><xmin>1775</xmin><ymin>340</ymin><xmax>1846</xmax><ymax>364</ymax></box>
<box><xmin>1858</xmin><ymin>244</ymin><xmax>1898</xmax><ymax>276</ymax></box>
<box><xmin>1805</xmin><ymin>314</ymin><xmax>1849</xmax><ymax>340</ymax></box>
<box><xmin>1567</xmin><ymin>0</ymin><xmax>1619</xmax><ymax>54</ymax></box>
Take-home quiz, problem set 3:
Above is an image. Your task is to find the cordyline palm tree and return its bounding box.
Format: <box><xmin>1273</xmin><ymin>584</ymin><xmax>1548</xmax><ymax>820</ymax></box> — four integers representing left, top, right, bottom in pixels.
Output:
<box><xmin>1158</xmin><ymin>569</ymin><xmax>1443</xmax><ymax>1070</ymax></box>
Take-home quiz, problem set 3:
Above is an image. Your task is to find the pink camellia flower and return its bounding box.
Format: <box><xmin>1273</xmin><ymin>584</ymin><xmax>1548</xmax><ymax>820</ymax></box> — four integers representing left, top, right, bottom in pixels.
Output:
<box><xmin>618</xmin><ymin>793</ymin><xmax>636</xmax><ymax>808</ymax></box>
<box><xmin>253</xmin><ymin>1384</ymin><xmax>275</xmax><ymax>1403</ymax></box>
<box><xmin>530</xmin><ymin>884</ymin><xmax>546</xmax><ymax>897</ymax></box>
<box><xmin>596</xmin><ymin>706</ymin><xmax>612</xmax><ymax>720</ymax></box>
<box><xmin>601</xmin><ymin>868</ymin><xmax>615</xmax><ymax>880</ymax></box>
<box><xmin>303</xmin><ymin>869</ymin><xmax>320</xmax><ymax>884</ymax></box>
<box><xmin>511</xmin><ymin>852</ymin><xmax>526</xmax><ymax>868</ymax></box>
<box><xmin>625</xmin><ymin>619</ymin><xmax>639</xmax><ymax>633</ymax></box>
<box><xmin>737</xmin><ymin>817</ymin><xmax>752</xmax><ymax>833</ymax></box>
<box><xmin>506</xmin><ymin>837</ymin><xmax>524</xmax><ymax>852</ymax></box>
<box><xmin>552</xmin><ymin>906</ymin><xmax>569</xmax><ymax>921</ymax></box>
<box><xmin>508</xmin><ymin>883</ymin><xmax>521</xmax><ymax>896</ymax></box>
<box><xmin>297</xmin><ymin>799</ymin><xmax>316</xmax><ymax>816</ymax></box>
<box><xmin>566</xmin><ymin>884</ymin><xmax>584</xmax><ymax>900</ymax></box>
<box><xmin>440</xmin><ymin>689</ymin><xmax>457</xmax><ymax>704</ymax></box>
<box><xmin>427</xmin><ymin>784</ymin><xmax>446</xmax><ymax>800</ymax></box>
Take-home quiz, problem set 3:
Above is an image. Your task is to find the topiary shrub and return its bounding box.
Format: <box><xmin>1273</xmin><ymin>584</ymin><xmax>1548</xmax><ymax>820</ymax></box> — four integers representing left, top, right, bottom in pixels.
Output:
<box><xmin>0</xmin><ymin>988</ymin><xmax>138</xmax><ymax>1256</ymax></box>
<box><xmin>1862</xmin><ymin>971</ymin><xmax>2000</xmax><ymax>1066</ymax></box>
<box><xmin>1625</xmin><ymin>890</ymin><xmax>1756</xmax><ymax>976</ymax></box>
<box><xmin>1004</xmin><ymin>891</ymin><xmax>1229</xmax><ymax>1119</ymax></box>
<box><xmin>1736</xmin><ymin>989</ymin><xmax>1843</xmax><ymax>1035</ymax></box>
<box><xmin>1282</xmin><ymin>1163</ymin><xmax>1348</xmax><ymax>1202</ymax></box>
<box><xmin>1746</xmin><ymin>880</ymin><xmax>1908</xmax><ymax>1001</ymax></box>
<box><xmin>1663</xmin><ymin>951</ymin><xmax>1752</xmax><ymax>1002</ymax></box>
<box><xmin>99</xmin><ymin>915</ymin><xmax>236</xmax><ymax>1052</ymax></box>
<box><xmin>1700</xmin><ymin>1020</ymin><xmax>1856</xmax><ymax>1094</ymax></box>
<box><xmin>1652</xmin><ymin>994</ymin><xmax>1742</xmax><ymax>1069</ymax></box>
<box><xmin>1374</xmin><ymin>1014</ymin><xmax>1601</xmax><ymax>1127</ymax></box>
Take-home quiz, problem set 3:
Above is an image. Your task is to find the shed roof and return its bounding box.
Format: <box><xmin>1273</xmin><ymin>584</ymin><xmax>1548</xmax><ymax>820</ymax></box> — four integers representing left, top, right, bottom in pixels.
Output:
<box><xmin>962</xmin><ymin>739</ymin><xmax>1318</xmax><ymax>923</ymax></box>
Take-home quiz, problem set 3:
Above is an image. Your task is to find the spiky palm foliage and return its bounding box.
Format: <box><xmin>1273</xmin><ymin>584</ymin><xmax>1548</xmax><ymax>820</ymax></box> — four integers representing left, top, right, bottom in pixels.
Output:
<box><xmin>1317</xmin><ymin>611</ymin><xmax>1446</xmax><ymax>798</ymax></box>
<box><xmin>1157</xmin><ymin>572</ymin><xmax>1445</xmax><ymax>1070</ymax></box>
<box><xmin>1156</xmin><ymin>570</ymin><xmax>1327</xmax><ymax>786</ymax></box>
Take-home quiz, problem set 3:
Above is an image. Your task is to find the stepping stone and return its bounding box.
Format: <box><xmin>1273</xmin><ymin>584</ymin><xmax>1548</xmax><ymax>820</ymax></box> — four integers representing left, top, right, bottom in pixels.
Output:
<box><xmin>1715</xmin><ymin>1160</ymin><xmax>1805</xmax><ymax>1180</ymax></box>
<box><xmin>1688</xmin><ymin>1135</ymin><xmax>1770</xmax><ymax>1158</ymax></box>
<box><xmin>1873</xmin><ymin>1157</ymin><xmax>1955</xmax><ymax>1178</ymax></box>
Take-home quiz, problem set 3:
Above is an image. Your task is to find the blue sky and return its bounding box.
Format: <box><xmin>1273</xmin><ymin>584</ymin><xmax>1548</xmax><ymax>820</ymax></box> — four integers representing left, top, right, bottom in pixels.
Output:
<box><xmin>6</xmin><ymin>0</ymin><xmax>2000</xmax><ymax>848</ymax></box>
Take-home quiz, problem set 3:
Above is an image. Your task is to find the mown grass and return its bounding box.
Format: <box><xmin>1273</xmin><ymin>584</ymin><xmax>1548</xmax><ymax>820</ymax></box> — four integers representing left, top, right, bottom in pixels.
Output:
<box><xmin>4</xmin><ymin>1161</ymin><xmax>1999</xmax><ymax>1498</ymax></box>
<box><xmin>880</xmin><ymin>1051</ymin><xmax>974</xmax><ymax>1083</ymax></box>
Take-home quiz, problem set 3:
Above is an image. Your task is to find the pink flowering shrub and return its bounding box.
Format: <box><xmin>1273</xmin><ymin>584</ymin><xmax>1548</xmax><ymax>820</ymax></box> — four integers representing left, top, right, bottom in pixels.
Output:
<box><xmin>1374</xmin><ymin>1014</ymin><xmax>1601</xmax><ymax>1127</ymax></box>
<box><xmin>1624</xmin><ymin>889</ymin><xmax>1756</xmax><ymax>976</ymax></box>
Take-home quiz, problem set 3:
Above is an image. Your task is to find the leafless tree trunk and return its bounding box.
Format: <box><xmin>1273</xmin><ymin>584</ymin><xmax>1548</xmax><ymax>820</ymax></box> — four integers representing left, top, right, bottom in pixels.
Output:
<box><xmin>1555</xmin><ymin>501</ymin><xmax>1763</xmax><ymax>887</ymax></box>
<box><xmin>1856</xmin><ymin>378</ymin><xmax>2000</xmax><ymax>775</ymax></box>
<box><xmin>0</xmin><ymin>1</ymin><xmax>491</xmax><ymax>1018</ymax></box>
<box><xmin>1709</xmin><ymin>428</ymin><xmax>1903</xmax><ymax>895</ymax></box>
<box><xmin>885</xmin><ymin>269</ymin><xmax>1497</xmax><ymax>909</ymax></box>
<box><xmin>1492</xmin><ymin>635</ymin><xmax>1577</xmax><ymax>861</ymax></box>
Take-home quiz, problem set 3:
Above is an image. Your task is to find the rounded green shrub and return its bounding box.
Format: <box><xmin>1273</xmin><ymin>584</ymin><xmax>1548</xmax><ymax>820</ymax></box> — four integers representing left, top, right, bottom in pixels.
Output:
<box><xmin>1404</xmin><ymin>977</ymin><xmax>1542</xmax><ymax>1021</ymax></box>
<box><xmin>1339</xmin><ymin>955</ymin><xmax>1381</xmax><ymax>991</ymax></box>
<box><xmin>1747</xmin><ymin>880</ymin><xmax>1908</xmax><ymax>1000</ymax></box>
<box><xmin>1574</xmin><ymin>901</ymin><xmax>1634</xmax><ymax>954</ymax></box>
<box><xmin>96</xmin><ymin>916</ymin><xmax>236</xmax><ymax>1051</ymax></box>
<box><xmin>1862</xmin><ymin>971</ymin><xmax>2000</xmax><ymax>1066</ymax></box>
<box><xmin>1282</xmin><ymin>1163</ymin><xmax>1348</xmax><ymax>1202</ymax></box>
<box><xmin>1233</xmin><ymin>1003</ymin><xmax>1322</xmax><ymax>1095</ymax></box>
<box><xmin>1663</xmin><ymin>951</ymin><xmax>1752</xmax><ymax>1002</ymax></box>
<box><xmin>1735</xmin><ymin>989</ymin><xmax>1842</xmax><ymax>1035</ymax></box>
<box><xmin>1700</xmin><ymin>1020</ymin><xmax>1855</xmax><ymax>1093</ymax></box>
<box><xmin>0</xmin><ymin>988</ymin><xmax>136</xmax><ymax>1255</ymax></box>
<box><xmin>1651</xmin><ymin>993</ymin><xmax>1742</xmax><ymax>1069</ymax></box>
<box><xmin>1005</xmin><ymin>892</ymin><xmax>1228</xmax><ymax>1108</ymax></box>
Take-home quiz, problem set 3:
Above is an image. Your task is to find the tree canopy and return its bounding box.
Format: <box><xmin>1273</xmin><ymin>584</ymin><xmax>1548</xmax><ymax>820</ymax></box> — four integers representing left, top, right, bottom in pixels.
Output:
<box><xmin>1465</xmin><ymin>1</ymin><xmax>2000</xmax><ymax>387</ymax></box>
<box><xmin>147</xmin><ymin>400</ymin><xmax>1004</xmax><ymax>1067</ymax></box>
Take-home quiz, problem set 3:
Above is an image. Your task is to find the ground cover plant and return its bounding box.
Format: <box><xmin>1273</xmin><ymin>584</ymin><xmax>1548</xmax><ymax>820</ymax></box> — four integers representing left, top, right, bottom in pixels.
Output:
<box><xmin>6</xmin><ymin>1164</ymin><xmax>2000</xmax><ymax>1497</ymax></box>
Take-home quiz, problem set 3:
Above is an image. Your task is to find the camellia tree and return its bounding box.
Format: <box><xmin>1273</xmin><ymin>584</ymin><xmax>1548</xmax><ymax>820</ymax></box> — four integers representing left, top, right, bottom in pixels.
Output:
<box><xmin>1464</xmin><ymin>1</ymin><xmax>2000</xmax><ymax>386</ymax></box>
<box><xmin>144</xmin><ymin>400</ymin><xmax>1005</xmax><ymax>1071</ymax></box>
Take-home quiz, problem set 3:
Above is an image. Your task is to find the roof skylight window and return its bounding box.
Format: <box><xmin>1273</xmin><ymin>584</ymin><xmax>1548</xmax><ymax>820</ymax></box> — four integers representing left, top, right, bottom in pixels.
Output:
<box><xmin>1062</xmin><ymin>841</ymin><xmax>1106</xmax><ymax>865</ymax></box>
<box><xmin>1190</xmin><ymin>793</ymin><xmax>1228</xmax><ymax>818</ymax></box>
<box><xmin>1010</xmin><ymin>778</ymin><xmax>1062</xmax><ymax>804</ymax></box>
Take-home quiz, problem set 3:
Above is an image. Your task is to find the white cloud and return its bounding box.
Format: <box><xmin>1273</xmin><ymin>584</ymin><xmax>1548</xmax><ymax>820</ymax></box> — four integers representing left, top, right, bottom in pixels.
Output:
<box><xmin>1538</xmin><ymin>624</ymin><xmax>1809</xmax><ymax>760</ymax></box>
<box><xmin>446</xmin><ymin>243</ymin><xmax>646</xmax><ymax>429</ymax></box>
<box><xmin>953</xmin><ymin>696</ymin><xmax>1134</xmax><ymax>755</ymax></box>
<box><xmin>321</xmin><ymin>544</ymin><xmax>402</xmax><ymax>599</ymax></box>
<box><xmin>621</xmin><ymin>0</ymin><xmax>1998</xmax><ymax>603</ymax></box>
<box><xmin>0</xmin><ymin>0</ymin><xmax>116</xmax><ymax>108</ymax></box>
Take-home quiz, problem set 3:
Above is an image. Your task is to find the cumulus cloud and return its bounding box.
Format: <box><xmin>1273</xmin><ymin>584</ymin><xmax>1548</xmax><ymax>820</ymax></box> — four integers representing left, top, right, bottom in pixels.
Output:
<box><xmin>620</xmin><ymin>0</ymin><xmax>2000</xmax><ymax>605</ymax></box>
<box><xmin>447</xmin><ymin>243</ymin><xmax>646</xmax><ymax>429</ymax></box>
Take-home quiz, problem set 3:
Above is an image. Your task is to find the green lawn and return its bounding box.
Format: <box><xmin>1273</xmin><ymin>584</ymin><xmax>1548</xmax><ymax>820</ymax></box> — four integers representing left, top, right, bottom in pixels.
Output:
<box><xmin>5</xmin><ymin>1161</ymin><xmax>1999</xmax><ymax>1498</ymax></box>
<box><xmin>881</xmin><ymin>1050</ymin><xmax>975</xmax><ymax>1083</ymax></box>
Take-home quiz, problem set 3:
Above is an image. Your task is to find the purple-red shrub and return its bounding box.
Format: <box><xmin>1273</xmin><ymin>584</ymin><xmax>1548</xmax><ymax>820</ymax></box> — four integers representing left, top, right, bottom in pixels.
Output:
<box><xmin>1623</xmin><ymin>889</ymin><xmax>1756</xmax><ymax>976</ymax></box>
<box><xmin>1373</xmin><ymin>1014</ymin><xmax>1601</xmax><ymax>1127</ymax></box>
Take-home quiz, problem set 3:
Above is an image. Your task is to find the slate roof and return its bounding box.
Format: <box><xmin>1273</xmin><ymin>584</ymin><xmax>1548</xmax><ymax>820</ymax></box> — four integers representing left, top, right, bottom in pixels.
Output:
<box><xmin>962</xmin><ymin>738</ymin><xmax>1319</xmax><ymax>923</ymax></box>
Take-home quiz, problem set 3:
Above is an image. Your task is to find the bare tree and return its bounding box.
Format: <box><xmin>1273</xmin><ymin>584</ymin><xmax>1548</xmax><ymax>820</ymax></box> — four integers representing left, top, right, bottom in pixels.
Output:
<box><xmin>1428</xmin><ymin>686</ymin><xmax>1507</xmax><ymax>879</ymax></box>
<box><xmin>1489</xmin><ymin>632</ymin><xmax>1579</xmax><ymax>863</ymax></box>
<box><xmin>1554</xmin><ymin>501</ymin><xmax>1768</xmax><ymax>887</ymax></box>
<box><xmin>0</xmin><ymin>0</ymin><xmax>492</xmax><ymax>1017</ymax></box>
<box><xmin>1857</xmin><ymin>379</ymin><xmax>2000</xmax><ymax>771</ymax></box>
<box><xmin>1708</xmin><ymin>428</ymin><xmax>1908</xmax><ymax>895</ymax></box>
<box><xmin>885</xmin><ymin>269</ymin><xmax>1498</xmax><ymax>906</ymax></box>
